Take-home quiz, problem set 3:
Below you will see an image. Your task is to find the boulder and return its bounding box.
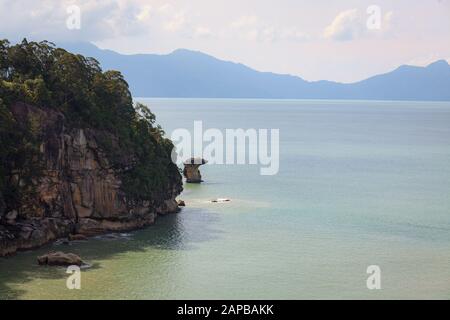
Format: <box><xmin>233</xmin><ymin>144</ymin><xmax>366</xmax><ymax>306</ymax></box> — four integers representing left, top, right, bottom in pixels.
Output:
<box><xmin>177</xmin><ymin>200</ymin><xmax>186</xmax><ymax>207</ymax></box>
<box><xmin>68</xmin><ymin>234</ymin><xmax>88</xmax><ymax>241</ymax></box>
<box><xmin>183</xmin><ymin>157</ymin><xmax>207</xmax><ymax>183</ymax></box>
<box><xmin>37</xmin><ymin>251</ymin><xmax>83</xmax><ymax>266</ymax></box>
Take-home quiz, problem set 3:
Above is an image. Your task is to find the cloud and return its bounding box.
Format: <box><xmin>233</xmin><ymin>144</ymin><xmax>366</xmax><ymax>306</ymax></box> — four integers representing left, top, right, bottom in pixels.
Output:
<box><xmin>0</xmin><ymin>0</ymin><xmax>150</xmax><ymax>42</ymax></box>
<box><xmin>155</xmin><ymin>4</ymin><xmax>214</xmax><ymax>39</ymax></box>
<box><xmin>0</xmin><ymin>0</ymin><xmax>219</xmax><ymax>43</ymax></box>
<box><xmin>279</xmin><ymin>27</ymin><xmax>311</xmax><ymax>42</ymax></box>
<box><xmin>230</xmin><ymin>15</ymin><xmax>259</xmax><ymax>29</ymax></box>
<box><xmin>164</xmin><ymin>12</ymin><xmax>187</xmax><ymax>32</ymax></box>
<box><xmin>323</xmin><ymin>8</ymin><xmax>393</xmax><ymax>41</ymax></box>
<box><xmin>194</xmin><ymin>26</ymin><xmax>213</xmax><ymax>38</ymax></box>
<box><xmin>323</xmin><ymin>9</ymin><xmax>363</xmax><ymax>41</ymax></box>
<box><xmin>229</xmin><ymin>15</ymin><xmax>310</xmax><ymax>42</ymax></box>
<box><xmin>151</xmin><ymin>3</ymin><xmax>188</xmax><ymax>32</ymax></box>
<box><xmin>136</xmin><ymin>5</ymin><xmax>152</xmax><ymax>22</ymax></box>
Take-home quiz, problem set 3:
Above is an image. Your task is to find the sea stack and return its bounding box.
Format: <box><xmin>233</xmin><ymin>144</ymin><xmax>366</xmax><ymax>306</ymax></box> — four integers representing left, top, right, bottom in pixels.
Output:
<box><xmin>183</xmin><ymin>157</ymin><xmax>207</xmax><ymax>183</ymax></box>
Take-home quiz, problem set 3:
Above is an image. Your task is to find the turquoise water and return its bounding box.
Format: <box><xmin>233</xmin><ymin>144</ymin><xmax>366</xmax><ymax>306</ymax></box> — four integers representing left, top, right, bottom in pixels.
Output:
<box><xmin>1</xmin><ymin>99</ymin><xmax>449</xmax><ymax>299</ymax></box>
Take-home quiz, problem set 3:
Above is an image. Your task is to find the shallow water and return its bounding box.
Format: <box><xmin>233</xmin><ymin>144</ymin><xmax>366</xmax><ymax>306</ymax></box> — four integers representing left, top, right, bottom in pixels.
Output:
<box><xmin>1</xmin><ymin>99</ymin><xmax>449</xmax><ymax>299</ymax></box>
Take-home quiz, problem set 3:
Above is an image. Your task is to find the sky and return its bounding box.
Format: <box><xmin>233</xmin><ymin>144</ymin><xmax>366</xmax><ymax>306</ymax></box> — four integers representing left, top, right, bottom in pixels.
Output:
<box><xmin>0</xmin><ymin>0</ymin><xmax>449</xmax><ymax>83</ymax></box>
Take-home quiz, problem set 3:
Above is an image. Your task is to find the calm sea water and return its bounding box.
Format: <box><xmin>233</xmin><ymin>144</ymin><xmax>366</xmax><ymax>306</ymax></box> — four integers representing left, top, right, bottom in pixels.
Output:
<box><xmin>1</xmin><ymin>99</ymin><xmax>449</xmax><ymax>299</ymax></box>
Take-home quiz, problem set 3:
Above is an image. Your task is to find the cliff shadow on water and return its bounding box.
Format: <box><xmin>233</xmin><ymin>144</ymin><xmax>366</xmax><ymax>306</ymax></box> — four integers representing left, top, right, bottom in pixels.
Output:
<box><xmin>0</xmin><ymin>206</ymin><xmax>223</xmax><ymax>299</ymax></box>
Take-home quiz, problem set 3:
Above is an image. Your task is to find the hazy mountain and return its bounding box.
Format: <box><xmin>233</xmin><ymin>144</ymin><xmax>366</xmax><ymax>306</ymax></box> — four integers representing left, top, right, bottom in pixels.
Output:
<box><xmin>60</xmin><ymin>42</ymin><xmax>450</xmax><ymax>101</ymax></box>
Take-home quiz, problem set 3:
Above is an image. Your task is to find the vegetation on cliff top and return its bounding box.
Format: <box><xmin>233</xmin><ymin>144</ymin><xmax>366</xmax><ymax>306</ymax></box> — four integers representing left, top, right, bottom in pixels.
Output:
<box><xmin>0</xmin><ymin>39</ymin><xmax>181</xmax><ymax>212</ymax></box>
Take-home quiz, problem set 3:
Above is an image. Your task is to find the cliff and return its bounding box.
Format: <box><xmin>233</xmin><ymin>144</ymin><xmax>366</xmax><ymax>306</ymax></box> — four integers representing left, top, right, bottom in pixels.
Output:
<box><xmin>0</xmin><ymin>40</ymin><xmax>183</xmax><ymax>256</ymax></box>
<box><xmin>0</xmin><ymin>101</ymin><xmax>181</xmax><ymax>256</ymax></box>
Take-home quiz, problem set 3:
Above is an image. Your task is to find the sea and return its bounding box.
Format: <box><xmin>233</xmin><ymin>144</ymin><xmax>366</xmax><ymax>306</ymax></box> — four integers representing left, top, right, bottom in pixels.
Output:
<box><xmin>0</xmin><ymin>99</ymin><xmax>449</xmax><ymax>299</ymax></box>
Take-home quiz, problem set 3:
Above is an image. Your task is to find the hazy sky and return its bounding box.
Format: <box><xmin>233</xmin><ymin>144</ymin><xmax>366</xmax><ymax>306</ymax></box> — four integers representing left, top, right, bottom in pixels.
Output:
<box><xmin>0</xmin><ymin>0</ymin><xmax>449</xmax><ymax>82</ymax></box>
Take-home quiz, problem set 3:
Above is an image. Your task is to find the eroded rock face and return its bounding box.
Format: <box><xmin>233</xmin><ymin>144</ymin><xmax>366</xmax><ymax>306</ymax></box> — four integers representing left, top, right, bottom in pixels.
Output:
<box><xmin>0</xmin><ymin>102</ymin><xmax>182</xmax><ymax>257</ymax></box>
<box><xmin>37</xmin><ymin>251</ymin><xmax>83</xmax><ymax>266</ymax></box>
<box><xmin>183</xmin><ymin>158</ymin><xmax>207</xmax><ymax>183</ymax></box>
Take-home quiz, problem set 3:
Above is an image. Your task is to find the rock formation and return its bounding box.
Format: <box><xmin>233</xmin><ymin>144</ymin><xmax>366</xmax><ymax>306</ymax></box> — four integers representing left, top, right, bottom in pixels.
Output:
<box><xmin>0</xmin><ymin>102</ymin><xmax>182</xmax><ymax>256</ymax></box>
<box><xmin>183</xmin><ymin>157</ymin><xmax>207</xmax><ymax>183</ymax></box>
<box><xmin>211</xmin><ymin>198</ymin><xmax>231</xmax><ymax>203</ymax></box>
<box><xmin>68</xmin><ymin>234</ymin><xmax>88</xmax><ymax>241</ymax></box>
<box><xmin>177</xmin><ymin>200</ymin><xmax>186</xmax><ymax>207</ymax></box>
<box><xmin>37</xmin><ymin>251</ymin><xmax>83</xmax><ymax>266</ymax></box>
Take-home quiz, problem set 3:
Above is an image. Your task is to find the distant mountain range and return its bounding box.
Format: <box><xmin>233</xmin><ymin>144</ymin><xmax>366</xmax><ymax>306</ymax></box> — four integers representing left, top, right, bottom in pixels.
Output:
<box><xmin>60</xmin><ymin>42</ymin><xmax>450</xmax><ymax>101</ymax></box>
